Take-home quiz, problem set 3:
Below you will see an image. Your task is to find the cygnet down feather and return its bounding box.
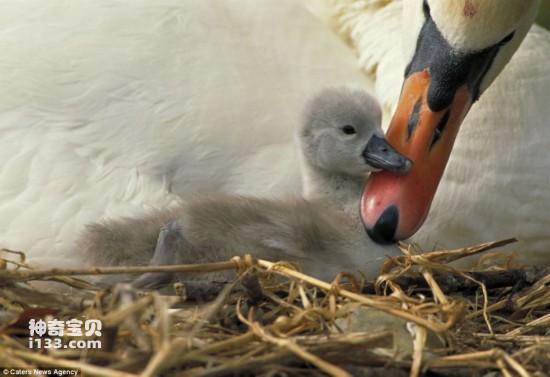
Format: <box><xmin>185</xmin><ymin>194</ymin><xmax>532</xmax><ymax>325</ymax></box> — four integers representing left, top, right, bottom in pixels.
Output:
<box><xmin>78</xmin><ymin>87</ymin><xmax>411</xmax><ymax>287</ymax></box>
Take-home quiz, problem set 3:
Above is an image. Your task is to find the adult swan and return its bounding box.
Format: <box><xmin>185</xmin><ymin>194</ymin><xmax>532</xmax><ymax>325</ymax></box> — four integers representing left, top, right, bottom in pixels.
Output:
<box><xmin>353</xmin><ymin>0</ymin><xmax>549</xmax><ymax>266</ymax></box>
<box><xmin>0</xmin><ymin>0</ymin><xmax>548</xmax><ymax>268</ymax></box>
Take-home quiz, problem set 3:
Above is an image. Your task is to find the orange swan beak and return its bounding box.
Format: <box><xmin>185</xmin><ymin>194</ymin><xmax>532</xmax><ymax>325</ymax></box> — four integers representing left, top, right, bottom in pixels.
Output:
<box><xmin>361</xmin><ymin>69</ymin><xmax>472</xmax><ymax>243</ymax></box>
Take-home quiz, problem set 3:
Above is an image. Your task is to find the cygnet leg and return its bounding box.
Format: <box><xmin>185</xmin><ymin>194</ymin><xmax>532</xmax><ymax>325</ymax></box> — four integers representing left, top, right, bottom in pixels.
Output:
<box><xmin>132</xmin><ymin>221</ymin><xmax>182</xmax><ymax>289</ymax></box>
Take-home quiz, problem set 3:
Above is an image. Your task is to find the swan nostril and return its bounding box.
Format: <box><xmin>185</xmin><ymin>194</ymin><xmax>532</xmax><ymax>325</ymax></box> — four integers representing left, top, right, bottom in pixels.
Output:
<box><xmin>365</xmin><ymin>205</ymin><xmax>399</xmax><ymax>244</ymax></box>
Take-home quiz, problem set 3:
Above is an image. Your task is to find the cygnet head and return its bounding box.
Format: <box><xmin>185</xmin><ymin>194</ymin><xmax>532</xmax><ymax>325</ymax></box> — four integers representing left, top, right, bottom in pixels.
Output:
<box><xmin>299</xmin><ymin>87</ymin><xmax>412</xmax><ymax>176</ymax></box>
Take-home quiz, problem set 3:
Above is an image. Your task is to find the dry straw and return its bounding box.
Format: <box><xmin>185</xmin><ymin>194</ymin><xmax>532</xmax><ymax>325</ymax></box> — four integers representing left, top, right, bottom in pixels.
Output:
<box><xmin>0</xmin><ymin>239</ymin><xmax>548</xmax><ymax>376</ymax></box>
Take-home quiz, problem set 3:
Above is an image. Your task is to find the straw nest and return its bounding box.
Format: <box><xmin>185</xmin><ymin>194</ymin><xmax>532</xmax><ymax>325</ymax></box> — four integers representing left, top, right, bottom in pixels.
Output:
<box><xmin>0</xmin><ymin>238</ymin><xmax>548</xmax><ymax>377</ymax></box>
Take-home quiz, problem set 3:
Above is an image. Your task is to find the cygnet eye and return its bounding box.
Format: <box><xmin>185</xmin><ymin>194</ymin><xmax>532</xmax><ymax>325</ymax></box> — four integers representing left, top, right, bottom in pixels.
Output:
<box><xmin>341</xmin><ymin>125</ymin><xmax>356</xmax><ymax>135</ymax></box>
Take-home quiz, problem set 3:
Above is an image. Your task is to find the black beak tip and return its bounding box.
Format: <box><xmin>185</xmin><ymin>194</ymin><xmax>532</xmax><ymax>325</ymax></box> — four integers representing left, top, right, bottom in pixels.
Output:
<box><xmin>364</xmin><ymin>205</ymin><xmax>399</xmax><ymax>244</ymax></box>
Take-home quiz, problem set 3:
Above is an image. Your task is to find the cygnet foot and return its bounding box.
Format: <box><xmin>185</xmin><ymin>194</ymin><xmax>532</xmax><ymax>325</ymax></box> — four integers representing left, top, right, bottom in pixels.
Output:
<box><xmin>132</xmin><ymin>221</ymin><xmax>182</xmax><ymax>289</ymax></box>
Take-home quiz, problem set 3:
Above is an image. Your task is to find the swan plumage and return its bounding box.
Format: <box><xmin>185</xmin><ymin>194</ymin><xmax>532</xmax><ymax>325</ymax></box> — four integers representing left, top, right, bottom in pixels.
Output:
<box><xmin>0</xmin><ymin>0</ymin><xmax>372</xmax><ymax>268</ymax></box>
<box><xmin>79</xmin><ymin>87</ymin><xmax>410</xmax><ymax>285</ymax></box>
<box><xmin>0</xmin><ymin>0</ymin><xmax>548</xmax><ymax>269</ymax></box>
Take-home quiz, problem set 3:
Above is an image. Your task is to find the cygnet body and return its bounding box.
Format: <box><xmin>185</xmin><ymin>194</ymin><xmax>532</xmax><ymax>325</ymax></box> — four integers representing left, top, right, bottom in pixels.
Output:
<box><xmin>79</xmin><ymin>87</ymin><xmax>411</xmax><ymax>287</ymax></box>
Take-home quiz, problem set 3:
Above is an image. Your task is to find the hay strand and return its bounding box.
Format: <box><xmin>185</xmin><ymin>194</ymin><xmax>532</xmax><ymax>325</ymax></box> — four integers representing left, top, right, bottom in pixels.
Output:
<box><xmin>0</xmin><ymin>239</ymin><xmax>548</xmax><ymax>375</ymax></box>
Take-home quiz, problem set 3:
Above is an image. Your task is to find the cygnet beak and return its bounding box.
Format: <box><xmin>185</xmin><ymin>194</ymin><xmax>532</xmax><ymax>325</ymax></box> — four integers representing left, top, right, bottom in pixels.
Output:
<box><xmin>362</xmin><ymin>135</ymin><xmax>413</xmax><ymax>173</ymax></box>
